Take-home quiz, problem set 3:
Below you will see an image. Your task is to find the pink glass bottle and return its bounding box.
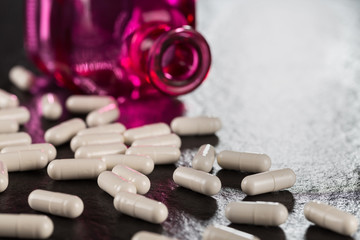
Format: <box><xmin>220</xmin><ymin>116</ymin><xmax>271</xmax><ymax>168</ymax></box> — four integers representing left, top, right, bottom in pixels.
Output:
<box><xmin>25</xmin><ymin>0</ymin><xmax>211</xmax><ymax>98</ymax></box>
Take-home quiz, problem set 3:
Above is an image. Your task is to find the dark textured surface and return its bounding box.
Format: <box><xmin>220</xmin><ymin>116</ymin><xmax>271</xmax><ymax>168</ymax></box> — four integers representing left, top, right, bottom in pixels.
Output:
<box><xmin>1</xmin><ymin>0</ymin><xmax>360</xmax><ymax>239</ymax></box>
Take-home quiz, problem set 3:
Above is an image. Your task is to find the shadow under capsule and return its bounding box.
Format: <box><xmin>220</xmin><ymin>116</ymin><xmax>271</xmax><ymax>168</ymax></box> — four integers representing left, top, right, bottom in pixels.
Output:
<box><xmin>180</xmin><ymin>135</ymin><xmax>219</xmax><ymax>150</ymax></box>
<box><xmin>305</xmin><ymin>225</ymin><xmax>354</xmax><ymax>240</ymax></box>
<box><xmin>243</xmin><ymin>190</ymin><xmax>295</xmax><ymax>212</ymax></box>
<box><xmin>216</xmin><ymin>169</ymin><xmax>251</xmax><ymax>190</ymax></box>
<box><xmin>229</xmin><ymin>224</ymin><xmax>286</xmax><ymax>240</ymax></box>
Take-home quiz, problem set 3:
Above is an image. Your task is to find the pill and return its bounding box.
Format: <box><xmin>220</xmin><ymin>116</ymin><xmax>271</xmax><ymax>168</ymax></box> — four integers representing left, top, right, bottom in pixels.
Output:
<box><xmin>217</xmin><ymin>151</ymin><xmax>271</xmax><ymax>173</ymax></box>
<box><xmin>0</xmin><ymin>107</ymin><xmax>30</xmax><ymax>124</ymax></box>
<box><xmin>47</xmin><ymin>159</ymin><xmax>106</xmax><ymax>180</ymax></box>
<box><xmin>76</xmin><ymin>123</ymin><xmax>126</xmax><ymax>136</ymax></box>
<box><xmin>0</xmin><ymin>214</ymin><xmax>53</xmax><ymax>239</ymax></box>
<box><xmin>66</xmin><ymin>95</ymin><xmax>115</xmax><ymax>113</ymax></box>
<box><xmin>86</xmin><ymin>102</ymin><xmax>120</xmax><ymax>127</ymax></box>
<box><xmin>75</xmin><ymin>142</ymin><xmax>127</xmax><ymax>159</ymax></box>
<box><xmin>28</xmin><ymin>189</ymin><xmax>84</xmax><ymax>218</ymax></box>
<box><xmin>202</xmin><ymin>225</ymin><xmax>260</xmax><ymax>240</ymax></box>
<box><xmin>0</xmin><ymin>120</ymin><xmax>19</xmax><ymax>133</ymax></box>
<box><xmin>131</xmin><ymin>133</ymin><xmax>181</xmax><ymax>148</ymax></box>
<box><xmin>132</xmin><ymin>231</ymin><xmax>177</xmax><ymax>240</ymax></box>
<box><xmin>123</xmin><ymin>123</ymin><xmax>171</xmax><ymax>145</ymax></box>
<box><xmin>70</xmin><ymin>133</ymin><xmax>124</xmax><ymax>152</ymax></box>
<box><xmin>112</xmin><ymin>165</ymin><xmax>151</xmax><ymax>194</ymax></box>
<box><xmin>126</xmin><ymin>146</ymin><xmax>180</xmax><ymax>165</ymax></box>
<box><xmin>44</xmin><ymin>118</ymin><xmax>86</xmax><ymax>146</ymax></box>
<box><xmin>225</xmin><ymin>201</ymin><xmax>288</xmax><ymax>226</ymax></box>
<box><xmin>1</xmin><ymin>143</ymin><xmax>57</xmax><ymax>161</ymax></box>
<box><xmin>304</xmin><ymin>201</ymin><xmax>359</xmax><ymax>236</ymax></box>
<box><xmin>0</xmin><ymin>132</ymin><xmax>32</xmax><ymax>149</ymax></box>
<box><xmin>8</xmin><ymin>65</ymin><xmax>35</xmax><ymax>91</ymax></box>
<box><xmin>170</xmin><ymin>116</ymin><xmax>221</xmax><ymax>136</ymax></box>
<box><xmin>0</xmin><ymin>150</ymin><xmax>48</xmax><ymax>172</ymax></box>
<box><xmin>173</xmin><ymin>166</ymin><xmax>221</xmax><ymax>196</ymax></box>
<box><xmin>0</xmin><ymin>160</ymin><xmax>8</xmax><ymax>192</ymax></box>
<box><xmin>101</xmin><ymin>154</ymin><xmax>154</xmax><ymax>174</ymax></box>
<box><xmin>97</xmin><ymin>171</ymin><xmax>137</xmax><ymax>197</ymax></box>
<box><xmin>192</xmin><ymin>144</ymin><xmax>215</xmax><ymax>173</ymax></box>
<box><xmin>40</xmin><ymin>93</ymin><xmax>62</xmax><ymax>120</ymax></box>
<box><xmin>0</xmin><ymin>89</ymin><xmax>19</xmax><ymax>108</ymax></box>
<box><xmin>114</xmin><ymin>192</ymin><xmax>168</xmax><ymax>224</ymax></box>
<box><xmin>241</xmin><ymin>168</ymin><xmax>296</xmax><ymax>195</ymax></box>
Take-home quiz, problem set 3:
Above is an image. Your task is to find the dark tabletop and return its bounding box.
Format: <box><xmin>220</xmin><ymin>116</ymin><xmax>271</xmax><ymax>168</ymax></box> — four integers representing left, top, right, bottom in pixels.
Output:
<box><xmin>1</xmin><ymin>0</ymin><xmax>360</xmax><ymax>240</ymax></box>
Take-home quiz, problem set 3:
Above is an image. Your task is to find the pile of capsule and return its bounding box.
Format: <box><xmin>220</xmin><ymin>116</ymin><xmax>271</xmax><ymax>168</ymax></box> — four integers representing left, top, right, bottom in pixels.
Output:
<box><xmin>0</xmin><ymin>65</ymin><xmax>357</xmax><ymax>239</ymax></box>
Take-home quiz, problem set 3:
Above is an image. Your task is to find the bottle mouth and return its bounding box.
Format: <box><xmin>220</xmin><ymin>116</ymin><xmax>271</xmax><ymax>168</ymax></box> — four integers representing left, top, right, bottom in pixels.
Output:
<box><xmin>148</xmin><ymin>26</ymin><xmax>211</xmax><ymax>96</ymax></box>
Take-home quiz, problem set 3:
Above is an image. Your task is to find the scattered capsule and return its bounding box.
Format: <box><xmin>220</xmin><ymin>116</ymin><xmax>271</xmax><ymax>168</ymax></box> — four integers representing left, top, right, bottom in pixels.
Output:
<box><xmin>70</xmin><ymin>133</ymin><xmax>124</xmax><ymax>152</ymax></box>
<box><xmin>97</xmin><ymin>171</ymin><xmax>137</xmax><ymax>197</ymax></box>
<box><xmin>0</xmin><ymin>89</ymin><xmax>19</xmax><ymax>108</ymax></box>
<box><xmin>173</xmin><ymin>166</ymin><xmax>221</xmax><ymax>196</ymax></box>
<box><xmin>1</xmin><ymin>143</ymin><xmax>57</xmax><ymax>161</ymax></box>
<box><xmin>76</xmin><ymin>123</ymin><xmax>126</xmax><ymax>136</ymax></box>
<box><xmin>0</xmin><ymin>214</ymin><xmax>53</xmax><ymax>239</ymax></box>
<box><xmin>75</xmin><ymin>142</ymin><xmax>127</xmax><ymax>159</ymax></box>
<box><xmin>47</xmin><ymin>159</ymin><xmax>106</xmax><ymax>180</ymax></box>
<box><xmin>123</xmin><ymin>123</ymin><xmax>171</xmax><ymax>145</ymax></box>
<box><xmin>0</xmin><ymin>150</ymin><xmax>48</xmax><ymax>172</ymax></box>
<box><xmin>217</xmin><ymin>150</ymin><xmax>271</xmax><ymax>173</ymax></box>
<box><xmin>131</xmin><ymin>133</ymin><xmax>181</xmax><ymax>148</ymax></box>
<box><xmin>86</xmin><ymin>102</ymin><xmax>120</xmax><ymax>127</ymax></box>
<box><xmin>0</xmin><ymin>107</ymin><xmax>30</xmax><ymax>124</ymax></box>
<box><xmin>28</xmin><ymin>189</ymin><xmax>84</xmax><ymax>218</ymax></box>
<box><xmin>0</xmin><ymin>132</ymin><xmax>31</xmax><ymax>149</ymax></box>
<box><xmin>0</xmin><ymin>120</ymin><xmax>19</xmax><ymax>133</ymax></box>
<box><xmin>112</xmin><ymin>165</ymin><xmax>151</xmax><ymax>195</ymax></box>
<box><xmin>126</xmin><ymin>146</ymin><xmax>180</xmax><ymax>165</ymax></box>
<box><xmin>192</xmin><ymin>144</ymin><xmax>216</xmax><ymax>173</ymax></box>
<box><xmin>132</xmin><ymin>231</ymin><xmax>177</xmax><ymax>240</ymax></box>
<box><xmin>40</xmin><ymin>93</ymin><xmax>62</xmax><ymax>120</ymax></box>
<box><xmin>225</xmin><ymin>201</ymin><xmax>288</xmax><ymax>226</ymax></box>
<box><xmin>101</xmin><ymin>154</ymin><xmax>154</xmax><ymax>174</ymax></box>
<box><xmin>114</xmin><ymin>192</ymin><xmax>168</xmax><ymax>224</ymax></box>
<box><xmin>44</xmin><ymin>118</ymin><xmax>86</xmax><ymax>146</ymax></box>
<box><xmin>170</xmin><ymin>116</ymin><xmax>221</xmax><ymax>136</ymax></box>
<box><xmin>8</xmin><ymin>65</ymin><xmax>35</xmax><ymax>91</ymax></box>
<box><xmin>241</xmin><ymin>168</ymin><xmax>296</xmax><ymax>195</ymax></box>
<box><xmin>304</xmin><ymin>201</ymin><xmax>359</xmax><ymax>236</ymax></box>
<box><xmin>0</xmin><ymin>161</ymin><xmax>8</xmax><ymax>192</ymax></box>
<box><xmin>66</xmin><ymin>95</ymin><xmax>115</xmax><ymax>114</ymax></box>
<box><xmin>202</xmin><ymin>225</ymin><xmax>260</xmax><ymax>240</ymax></box>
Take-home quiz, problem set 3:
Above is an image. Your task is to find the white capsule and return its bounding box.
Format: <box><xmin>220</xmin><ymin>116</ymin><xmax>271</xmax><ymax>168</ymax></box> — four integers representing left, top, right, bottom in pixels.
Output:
<box><xmin>0</xmin><ymin>120</ymin><xmax>19</xmax><ymax>133</ymax></box>
<box><xmin>97</xmin><ymin>171</ymin><xmax>137</xmax><ymax>197</ymax></box>
<box><xmin>70</xmin><ymin>133</ymin><xmax>124</xmax><ymax>152</ymax></box>
<box><xmin>0</xmin><ymin>214</ymin><xmax>53</xmax><ymax>239</ymax></box>
<box><xmin>114</xmin><ymin>192</ymin><xmax>168</xmax><ymax>224</ymax></box>
<box><xmin>0</xmin><ymin>150</ymin><xmax>48</xmax><ymax>172</ymax></box>
<box><xmin>1</xmin><ymin>143</ymin><xmax>57</xmax><ymax>161</ymax></box>
<box><xmin>101</xmin><ymin>154</ymin><xmax>154</xmax><ymax>175</ymax></box>
<box><xmin>123</xmin><ymin>123</ymin><xmax>171</xmax><ymax>145</ymax></box>
<box><xmin>202</xmin><ymin>225</ymin><xmax>260</xmax><ymax>240</ymax></box>
<box><xmin>192</xmin><ymin>144</ymin><xmax>215</xmax><ymax>173</ymax></box>
<box><xmin>8</xmin><ymin>65</ymin><xmax>35</xmax><ymax>91</ymax></box>
<box><xmin>241</xmin><ymin>168</ymin><xmax>296</xmax><ymax>195</ymax></box>
<box><xmin>126</xmin><ymin>146</ymin><xmax>180</xmax><ymax>165</ymax></box>
<box><xmin>0</xmin><ymin>107</ymin><xmax>30</xmax><ymax>124</ymax></box>
<box><xmin>40</xmin><ymin>93</ymin><xmax>62</xmax><ymax>120</ymax></box>
<box><xmin>0</xmin><ymin>160</ymin><xmax>8</xmax><ymax>192</ymax></box>
<box><xmin>112</xmin><ymin>165</ymin><xmax>151</xmax><ymax>195</ymax></box>
<box><xmin>44</xmin><ymin>118</ymin><xmax>86</xmax><ymax>146</ymax></box>
<box><xmin>77</xmin><ymin>123</ymin><xmax>126</xmax><ymax>136</ymax></box>
<box><xmin>0</xmin><ymin>89</ymin><xmax>19</xmax><ymax>108</ymax></box>
<box><xmin>0</xmin><ymin>132</ymin><xmax>31</xmax><ymax>149</ymax></box>
<box><xmin>28</xmin><ymin>189</ymin><xmax>84</xmax><ymax>218</ymax></box>
<box><xmin>304</xmin><ymin>201</ymin><xmax>359</xmax><ymax>236</ymax></box>
<box><xmin>170</xmin><ymin>116</ymin><xmax>221</xmax><ymax>136</ymax></box>
<box><xmin>217</xmin><ymin>151</ymin><xmax>271</xmax><ymax>173</ymax></box>
<box><xmin>86</xmin><ymin>102</ymin><xmax>120</xmax><ymax>127</ymax></box>
<box><xmin>66</xmin><ymin>95</ymin><xmax>115</xmax><ymax>113</ymax></box>
<box><xmin>75</xmin><ymin>142</ymin><xmax>127</xmax><ymax>159</ymax></box>
<box><xmin>131</xmin><ymin>133</ymin><xmax>181</xmax><ymax>148</ymax></box>
<box><xmin>173</xmin><ymin>166</ymin><xmax>221</xmax><ymax>196</ymax></box>
<box><xmin>225</xmin><ymin>201</ymin><xmax>288</xmax><ymax>226</ymax></box>
<box><xmin>47</xmin><ymin>159</ymin><xmax>106</xmax><ymax>180</ymax></box>
<box><xmin>132</xmin><ymin>231</ymin><xmax>177</xmax><ymax>240</ymax></box>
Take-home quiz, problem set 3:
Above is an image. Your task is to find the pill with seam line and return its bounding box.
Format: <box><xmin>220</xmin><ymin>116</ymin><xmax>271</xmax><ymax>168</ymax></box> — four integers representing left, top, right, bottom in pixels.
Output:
<box><xmin>0</xmin><ymin>89</ymin><xmax>19</xmax><ymax>108</ymax></box>
<box><xmin>131</xmin><ymin>133</ymin><xmax>181</xmax><ymax>148</ymax></box>
<box><xmin>97</xmin><ymin>171</ymin><xmax>137</xmax><ymax>197</ymax></box>
<box><xmin>126</xmin><ymin>146</ymin><xmax>180</xmax><ymax>165</ymax></box>
<box><xmin>123</xmin><ymin>123</ymin><xmax>171</xmax><ymax>145</ymax></box>
<box><xmin>0</xmin><ymin>150</ymin><xmax>48</xmax><ymax>172</ymax></box>
<box><xmin>192</xmin><ymin>144</ymin><xmax>215</xmax><ymax>173</ymax></box>
<box><xmin>112</xmin><ymin>165</ymin><xmax>151</xmax><ymax>195</ymax></box>
<box><xmin>70</xmin><ymin>133</ymin><xmax>124</xmax><ymax>152</ymax></box>
<box><xmin>0</xmin><ymin>107</ymin><xmax>30</xmax><ymax>124</ymax></box>
<box><xmin>8</xmin><ymin>65</ymin><xmax>35</xmax><ymax>91</ymax></box>
<box><xmin>0</xmin><ymin>120</ymin><xmax>19</xmax><ymax>133</ymax></box>
<box><xmin>132</xmin><ymin>231</ymin><xmax>177</xmax><ymax>240</ymax></box>
<box><xmin>76</xmin><ymin>123</ymin><xmax>126</xmax><ymax>136</ymax></box>
<box><xmin>75</xmin><ymin>142</ymin><xmax>127</xmax><ymax>159</ymax></box>
<box><xmin>66</xmin><ymin>95</ymin><xmax>115</xmax><ymax>113</ymax></box>
<box><xmin>86</xmin><ymin>102</ymin><xmax>120</xmax><ymax>127</ymax></box>
<box><xmin>40</xmin><ymin>93</ymin><xmax>62</xmax><ymax>120</ymax></box>
<box><xmin>0</xmin><ymin>160</ymin><xmax>8</xmax><ymax>192</ymax></box>
<box><xmin>202</xmin><ymin>225</ymin><xmax>260</xmax><ymax>240</ymax></box>
<box><xmin>44</xmin><ymin>118</ymin><xmax>86</xmax><ymax>146</ymax></box>
<box><xmin>0</xmin><ymin>132</ymin><xmax>32</xmax><ymax>149</ymax></box>
<box><xmin>170</xmin><ymin>116</ymin><xmax>221</xmax><ymax>136</ymax></box>
<box><xmin>1</xmin><ymin>143</ymin><xmax>57</xmax><ymax>161</ymax></box>
<box><xmin>101</xmin><ymin>154</ymin><xmax>154</xmax><ymax>174</ymax></box>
